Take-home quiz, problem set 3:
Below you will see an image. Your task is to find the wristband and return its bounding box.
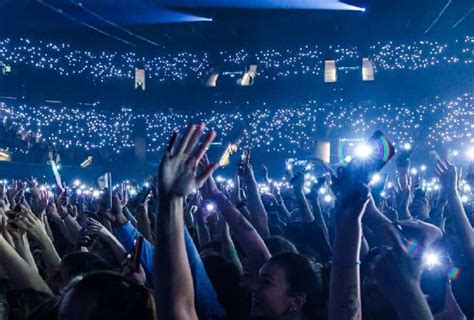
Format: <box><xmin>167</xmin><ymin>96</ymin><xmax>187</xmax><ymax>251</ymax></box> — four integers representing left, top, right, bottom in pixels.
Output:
<box><xmin>331</xmin><ymin>260</ymin><xmax>361</xmax><ymax>268</ymax></box>
<box><xmin>226</xmin><ymin>249</ymin><xmax>238</xmax><ymax>259</ymax></box>
<box><xmin>236</xmin><ymin>201</ymin><xmax>247</xmax><ymax>210</ymax></box>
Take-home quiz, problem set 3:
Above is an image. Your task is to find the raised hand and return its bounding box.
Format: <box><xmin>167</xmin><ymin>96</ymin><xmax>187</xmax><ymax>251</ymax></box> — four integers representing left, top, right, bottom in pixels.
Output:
<box><xmin>159</xmin><ymin>123</ymin><xmax>218</xmax><ymax>198</ymax></box>
<box><xmin>397</xmin><ymin>219</ymin><xmax>443</xmax><ymax>248</ymax></box>
<box><xmin>373</xmin><ymin>225</ymin><xmax>433</xmax><ymax>320</ymax></box>
<box><xmin>46</xmin><ymin>202</ymin><xmax>61</xmax><ymax>222</ymax></box>
<box><xmin>290</xmin><ymin>172</ymin><xmax>305</xmax><ymax>192</ymax></box>
<box><xmin>30</xmin><ymin>189</ymin><xmax>49</xmax><ymax>216</ymax></box>
<box><xmin>15</xmin><ymin>205</ymin><xmax>49</xmax><ymax>243</ymax></box>
<box><xmin>374</xmin><ymin>224</ymin><xmax>421</xmax><ymax>290</ymax></box>
<box><xmin>393</xmin><ymin>174</ymin><xmax>413</xmax><ymax>219</ymax></box>
<box><xmin>410</xmin><ymin>195</ymin><xmax>430</xmax><ymax>220</ymax></box>
<box><xmin>435</xmin><ymin>159</ymin><xmax>458</xmax><ymax>193</ymax></box>
<box><xmin>199</xmin><ymin>155</ymin><xmax>221</xmax><ymax>199</ymax></box>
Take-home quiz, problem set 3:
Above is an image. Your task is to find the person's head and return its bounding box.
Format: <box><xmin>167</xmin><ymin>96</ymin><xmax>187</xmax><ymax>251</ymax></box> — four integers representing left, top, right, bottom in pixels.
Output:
<box><xmin>203</xmin><ymin>255</ymin><xmax>247</xmax><ymax>319</ymax></box>
<box><xmin>361</xmin><ymin>248</ymin><xmax>397</xmax><ymax>319</ymax></box>
<box><xmin>56</xmin><ymin>252</ymin><xmax>111</xmax><ymax>289</ymax></box>
<box><xmin>264</xmin><ymin>236</ymin><xmax>298</xmax><ymax>256</ymax></box>
<box><xmin>251</xmin><ymin>253</ymin><xmax>324</xmax><ymax>319</ymax></box>
<box><xmin>58</xmin><ymin>271</ymin><xmax>155</xmax><ymax>320</ymax></box>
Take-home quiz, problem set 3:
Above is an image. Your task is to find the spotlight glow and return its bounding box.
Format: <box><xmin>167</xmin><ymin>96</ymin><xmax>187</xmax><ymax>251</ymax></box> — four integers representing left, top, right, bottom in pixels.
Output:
<box><xmin>354</xmin><ymin>143</ymin><xmax>373</xmax><ymax>159</ymax></box>
<box><xmin>423</xmin><ymin>252</ymin><xmax>441</xmax><ymax>269</ymax></box>
<box><xmin>467</xmin><ymin>146</ymin><xmax>474</xmax><ymax>160</ymax></box>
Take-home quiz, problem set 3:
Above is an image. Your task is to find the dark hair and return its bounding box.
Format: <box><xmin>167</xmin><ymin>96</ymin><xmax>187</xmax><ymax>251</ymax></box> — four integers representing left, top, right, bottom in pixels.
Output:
<box><xmin>264</xmin><ymin>236</ymin><xmax>298</xmax><ymax>256</ymax></box>
<box><xmin>268</xmin><ymin>253</ymin><xmax>325</xmax><ymax>319</ymax></box>
<box><xmin>202</xmin><ymin>255</ymin><xmax>247</xmax><ymax>320</ymax></box>
<box><xmin>60</xmin><ymin>271</ymin><xmax>155</xmax><ymax>320</ymax></box>
<box><xmin>60</xmin><ymin>252</ymin><xmax>111</xmax><ymax>281</ymax></box>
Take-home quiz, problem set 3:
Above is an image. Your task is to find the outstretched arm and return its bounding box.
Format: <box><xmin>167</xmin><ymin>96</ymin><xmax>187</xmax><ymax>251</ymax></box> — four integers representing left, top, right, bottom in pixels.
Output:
<box><xmin>155</xmin><ymin>123</ymin><xmax>218</xmax><ymax>320</ymax></box>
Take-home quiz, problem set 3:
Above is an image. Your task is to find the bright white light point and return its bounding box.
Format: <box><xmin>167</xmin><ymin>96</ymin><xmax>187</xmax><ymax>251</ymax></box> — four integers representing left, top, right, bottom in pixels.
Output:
<box><xmin>410</xmin><ymin>168</ymin><xmax>418</xmax><ymax>175</ymax></box>
<box><xmin>423</xmin><ymin>252</ymin><xmax>441</xmax><ymax>268</ymax></box>
<box><xmin>452</xmin><ymin>150</ymin><xmax>459</xmax><ymax>156</ymax></box>
<box><xmin>144</xmin><ymin>182</ymin><xmax>150</xmax><ymax>188</ymax></box>
<box><xmin>420</xmin><ymin>165</ymin><xmax>427</xmax><ymax>172</ymax></box>
<box><xmin>76</xmin><ymin>189</ymin><xmax>83</xmax><ymax>195</ymax></box>
<box><xmin>73</xmin><ymin>179</ymin><xmax>81</xmax><ymax>187</ymax></box>
<box><xmin>403</xmin><ymin>142</ymin><xmax>412</xmax><ymax>151</ymax></box>
<box><xmin>354</xmin><ymin>144</ymin><xmax>373</xmax><ymax>159</ymax></box>
<box><xmin>92</xmin><ymin>190</ymin><xmax>100</xmax><ymax>198</ymax></box>
<box><xmin>206</xmin><ymin>202</ymin><xmax>215</xmax><ymax>211</ymax></box>
<box><xmin>461</xmin><ymin>195</ymin><xmax>469</xmax><ymax>203</ymax></box>
<box><xmin>323</xmin><ymin>194</ymin><xmax>332</xmax><ymax>203</ymax></box>
<box><xmin>371</xmin><ymin>173</ymin><xmax>381</xmax><ymax>184</ymax></box>
<box><xmin>380</xmin><ymin>191</ymin><xmax>387</xmax><ymax>197</ymax></box>
<box><xmin>344</xmin><ymin>155</ymin><xmax>352</xmax><ymax>163</ymax></box>
<box><xmin>467</xmin><ymin>146</ymin><xmax>474</xmax><ymax>160</ymax></box>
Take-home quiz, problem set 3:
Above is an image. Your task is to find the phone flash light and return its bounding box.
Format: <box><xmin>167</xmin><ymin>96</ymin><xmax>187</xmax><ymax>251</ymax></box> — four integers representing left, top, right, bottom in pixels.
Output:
<box><xmin>206</xmin><ymin>203</ymin><xmax>216</xmax><ymax>212</ymax></box>
<box><xmin>423</xmin><ymin>252</ymin><xmax>441</xmax><ymax>269</ymax></box>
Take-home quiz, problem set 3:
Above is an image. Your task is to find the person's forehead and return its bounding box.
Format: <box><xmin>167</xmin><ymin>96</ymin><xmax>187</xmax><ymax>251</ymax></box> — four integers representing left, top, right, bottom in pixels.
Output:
<box><xmin>259</xmin><ymin>262</ymin><xmax>285</xmax><ymax>279</ymax></box>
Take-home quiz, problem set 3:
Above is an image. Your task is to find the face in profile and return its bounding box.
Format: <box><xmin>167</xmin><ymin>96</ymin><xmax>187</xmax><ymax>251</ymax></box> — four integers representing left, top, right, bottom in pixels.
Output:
<box><xmin>250</xmin><ymin>262</ymin><xmax>305</xmax><ymax>319</ymax></box>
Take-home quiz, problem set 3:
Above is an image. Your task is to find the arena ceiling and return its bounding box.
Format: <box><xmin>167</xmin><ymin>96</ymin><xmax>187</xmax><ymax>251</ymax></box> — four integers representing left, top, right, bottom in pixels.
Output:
<box><xmin>0</xmin><ymin>0</ymin><xmax>472</xmax><ymax>50</ymax></box>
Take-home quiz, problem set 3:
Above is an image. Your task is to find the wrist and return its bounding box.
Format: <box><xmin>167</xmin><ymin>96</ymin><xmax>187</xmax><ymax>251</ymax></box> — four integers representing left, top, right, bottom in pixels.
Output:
<box><xmin>112</xmin><ymin>213</ymin><xmax>128</xmax><ymax>227</ymax></box>
<box><xmin>37</xmin><ymin>234</ymin><xmax>54</xmax><ymax>249</ymax></box>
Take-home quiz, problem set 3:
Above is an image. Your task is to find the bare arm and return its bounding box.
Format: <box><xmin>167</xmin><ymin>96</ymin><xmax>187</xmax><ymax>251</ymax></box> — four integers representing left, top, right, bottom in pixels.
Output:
<box><xmin>242</xmin><ymin>165</ymin><xmax>271</xmax><ymax>238</ymax></box>
<box><xmin>0</xmin><ymin>233</ymin><xmax>52</xmax><ymax>294</ymax></box>
<box><xmin>329</xmin><ymin>198</ymin><xmax>368</xmax><ymax>320</ymax></box>
<box><xmin>17</xmin><ymin>206</ymin><xmax>61</xmax><ymax>280</ymax></box>
<box><xmin>436</xmin><ymin>159</ymin><xmax>474</xmax><ymax>262</ymax></box>
<box><xmin>135</xmin><ymin>204</ymin><xmax>154</xmax><ymax>243</ymax></box>
<box><xmin>155</xmin><ymin>123</ymin><xmax>218</xmax><ymax>320</ymax></box>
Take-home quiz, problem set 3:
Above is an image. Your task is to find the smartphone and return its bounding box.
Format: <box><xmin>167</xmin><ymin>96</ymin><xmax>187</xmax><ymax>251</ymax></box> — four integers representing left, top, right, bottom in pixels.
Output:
<box><xmin>350</xmin><ymin>131</ymin><xmax>395</xmax><ymax>184</ymax></box>
<box><xmin>133</xmin><ymin>236</ymin><xmax>144</xmax><ymax>273</ymax></box>
<box><xmin>242</xmin><ymin>149</ymin><xmax>250</xmax><ymax>165</ymax></box>
<box><xmin>238</xmin><ymin>149</ymin><xmax>251</xmax><ymax>176</ymax></box>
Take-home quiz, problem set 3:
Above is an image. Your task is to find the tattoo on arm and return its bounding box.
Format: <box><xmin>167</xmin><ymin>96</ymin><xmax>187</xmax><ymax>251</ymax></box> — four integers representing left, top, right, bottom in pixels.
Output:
<box><xmin>343</xmin><ymin>285</ymin><xmax>360</xmax><ymax>320</ymax></box>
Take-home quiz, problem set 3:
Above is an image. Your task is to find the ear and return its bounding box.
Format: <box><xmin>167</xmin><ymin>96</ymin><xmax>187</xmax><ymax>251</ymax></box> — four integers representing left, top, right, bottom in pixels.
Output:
<box><xmin>289</xmin><ymin>292</ymin><xmax>307</xmax><ymax>312</ymax></box>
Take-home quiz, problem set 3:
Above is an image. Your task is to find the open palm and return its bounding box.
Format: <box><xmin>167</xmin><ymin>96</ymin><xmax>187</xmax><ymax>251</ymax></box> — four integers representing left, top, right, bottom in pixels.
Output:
<box><xmin>159</xmin><ymin>123</ymin><xmax>219</xmax><ymax>198</ymax></box>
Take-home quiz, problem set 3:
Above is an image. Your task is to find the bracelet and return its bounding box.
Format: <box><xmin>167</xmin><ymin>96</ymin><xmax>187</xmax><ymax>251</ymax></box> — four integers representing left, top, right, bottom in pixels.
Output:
<box><xmin>59</xmin><ymin>212</ymin><xmax>69</xmax><ymax>220</ymax></box>
<box><xmin>331</xmin><ymin>260</ymin><xmax>361</xmax><ymax>268</ymax></box>
<box><xmin>236</xmin><ymin>201</ymin><xmax>247</xmax><ymax>209</ymax></box>
<box><xmin>226</xmin><ymin>249</ymin><xmax>238</xmax><ymax>259</ymax></box>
